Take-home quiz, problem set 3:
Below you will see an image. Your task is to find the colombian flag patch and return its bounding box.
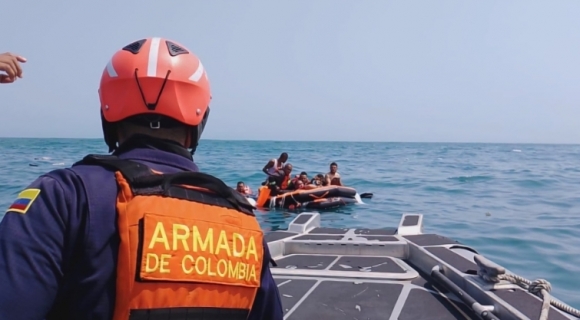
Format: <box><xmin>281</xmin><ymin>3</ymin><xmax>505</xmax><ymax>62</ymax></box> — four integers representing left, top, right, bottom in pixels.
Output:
<box><xmin>6</xmin><ymin>189</ymin><xmax>41</xmax><ymax>214</ymax></box>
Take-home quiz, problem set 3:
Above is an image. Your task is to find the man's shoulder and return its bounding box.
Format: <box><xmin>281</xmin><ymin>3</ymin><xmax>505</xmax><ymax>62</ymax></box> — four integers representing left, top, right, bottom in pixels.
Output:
<box><xmin>31</xmin><ymin>158</ymin><xmax>124</xmax><ymax>197</ymax></box>
<box><xmin>22</xmin><ymin>167</ymin><xmax>96</xmax><ymax>205</ymax></box>
<box><xmin>39</xmin><ymin>167</ymin><xmax>85</xmax><ymax>187</ymax></box>
<box><xmin>64</xmin><ymin>159</ymin><xmax>118</xmax><ymax>183</ymax></box>
<box><xmin>1</xmin><ymin>167</ymin><xmax>87</xmax><ymax>219</ymax></box>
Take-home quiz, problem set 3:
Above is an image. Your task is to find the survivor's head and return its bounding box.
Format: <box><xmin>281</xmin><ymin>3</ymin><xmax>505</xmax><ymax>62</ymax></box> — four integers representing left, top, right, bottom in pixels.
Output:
<box><xmin>283</xmin><ymin>163</ymin><xmax>293</xmax><ymax>175</ymax></box>
<box><xmin>279</xmin><ymin>152</ymin><xmax>288</xmax><ymax>163</ymax></box>
<box><xmin>299</xmin><ymin>172</ymin><xmax>309</xmax><ymax>184</ymax></box>
<box><xmin>329</xmin><ymin>162</ymin><xmax>338</xmax><ymax>173</ymax></box>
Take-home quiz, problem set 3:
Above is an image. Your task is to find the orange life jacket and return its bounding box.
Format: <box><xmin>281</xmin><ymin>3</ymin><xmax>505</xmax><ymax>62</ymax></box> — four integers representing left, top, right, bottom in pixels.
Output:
<box><xmin>81</xmin><ymin>155</ymin><xmax>264</xmax><ymax>320</ymax></box>
<box><xmin>281</xmin><ymin>175</ymin><xmax>289</xmax><ymax>190</ymax></box>
<box><xmin>256</xmin><ymin>186</ymin><xmax>271</xmax><ymax>207</ymax></box>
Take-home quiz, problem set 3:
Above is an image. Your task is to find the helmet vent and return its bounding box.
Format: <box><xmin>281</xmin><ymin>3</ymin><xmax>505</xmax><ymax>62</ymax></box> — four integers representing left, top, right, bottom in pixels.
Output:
<box><xmin>166</xmin><ymin>41</ymin><xmax>189</xmax><ymax>56</ymax></box>
<box><xmin>122</xmin><ymin>39</ymin><xmax>147</xmax><ymax>54</ymax></box>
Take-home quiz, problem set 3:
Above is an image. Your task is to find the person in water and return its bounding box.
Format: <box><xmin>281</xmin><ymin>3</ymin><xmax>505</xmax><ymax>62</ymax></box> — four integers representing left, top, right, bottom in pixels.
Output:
<box><xmin>236</xmin><ymin>181</ymin><xmax>252</xmax><ymax>195</ymax></box>
<box><xmin>325</xmin><ymin>162</ymin><xmax>343</xmax><ymax>186</ymax></box>
<box><xmin>0</xmin><ymin>37</ymin><xmax>283</xmax><ymax>320</ymax></box>
<box><xmin>262</xmin><ymin>152</ymin><xmax>288</xmax><ymax>176</ymax></box>
<box><xmin>0</xmin><ymin>52</ymin><xmax>27</xmax><ymax>84</ymax></box>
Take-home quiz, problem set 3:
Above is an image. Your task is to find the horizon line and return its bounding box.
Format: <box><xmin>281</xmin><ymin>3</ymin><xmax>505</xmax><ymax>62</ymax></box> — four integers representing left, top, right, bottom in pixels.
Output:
<box><xmin>0</xmin><ymin>136</ymin><xmax>579</xmax><ymax>146</ymax></box>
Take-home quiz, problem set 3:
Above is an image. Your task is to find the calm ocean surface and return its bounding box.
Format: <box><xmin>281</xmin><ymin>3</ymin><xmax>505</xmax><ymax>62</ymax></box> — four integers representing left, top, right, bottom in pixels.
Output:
<box><xmin>0</xmin><ymin>138</ymin><xmax>579</xmax><ymax>308</ymax></box>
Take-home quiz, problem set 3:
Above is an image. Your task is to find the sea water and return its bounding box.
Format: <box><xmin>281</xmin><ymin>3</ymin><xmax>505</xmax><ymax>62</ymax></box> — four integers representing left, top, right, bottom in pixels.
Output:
<box><xmin>0</xmin><ymin>138</ymin><xmax>579</xmax><ymax>308</ymax></box>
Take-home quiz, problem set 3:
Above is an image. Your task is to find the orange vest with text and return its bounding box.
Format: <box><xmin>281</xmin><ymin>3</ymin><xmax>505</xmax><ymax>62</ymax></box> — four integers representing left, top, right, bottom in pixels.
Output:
<box><xmin>80</xmin><ymin>155</ymin><xmax>264</xmax><ymax>320</ymax></box>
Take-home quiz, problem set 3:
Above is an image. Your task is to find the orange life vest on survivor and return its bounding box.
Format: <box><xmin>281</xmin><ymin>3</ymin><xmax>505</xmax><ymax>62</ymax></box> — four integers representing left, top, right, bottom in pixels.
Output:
<box><xmin>80</xmin><ymin>155</ymin><xmax>264</xmax><ymax>320</ymax></box>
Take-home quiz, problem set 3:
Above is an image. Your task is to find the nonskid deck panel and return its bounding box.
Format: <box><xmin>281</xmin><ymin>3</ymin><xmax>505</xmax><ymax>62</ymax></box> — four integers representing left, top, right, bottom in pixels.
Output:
<box><xmin>275</xmin><ymin>277</ymin><xmax>475</xmax><ymax>320</ymax></box>
<box><xmin>267</xmin><ymin>212</ymin><xmax>575</xmax><ymax>320</ymax></box>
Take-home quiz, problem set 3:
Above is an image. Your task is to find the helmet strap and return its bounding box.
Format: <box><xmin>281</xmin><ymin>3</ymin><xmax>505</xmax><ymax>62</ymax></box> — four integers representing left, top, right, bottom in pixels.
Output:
<box><xmin>134</xmin><ymin>68</ymin><xmax>171</xmax><ymax>111</ymax></box>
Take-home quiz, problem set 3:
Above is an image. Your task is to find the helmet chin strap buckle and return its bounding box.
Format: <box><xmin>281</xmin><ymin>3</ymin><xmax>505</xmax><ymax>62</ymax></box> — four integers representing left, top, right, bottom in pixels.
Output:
<box><xmin>150</xmin><ymin>121</ymin><xmax>161</xmax><ymax>129</ymax></box>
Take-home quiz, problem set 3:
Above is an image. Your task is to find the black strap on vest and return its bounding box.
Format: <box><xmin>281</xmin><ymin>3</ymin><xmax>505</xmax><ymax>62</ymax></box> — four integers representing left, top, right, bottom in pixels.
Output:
<box><xmin>75</xmin><ymin>154</ymin><xmax>255</xmax><ymax>216</ymax></box>
<box><xmin>128</xmin><ymin>307</ymin><xmax>250</xmax><ymax>320</ymax></box>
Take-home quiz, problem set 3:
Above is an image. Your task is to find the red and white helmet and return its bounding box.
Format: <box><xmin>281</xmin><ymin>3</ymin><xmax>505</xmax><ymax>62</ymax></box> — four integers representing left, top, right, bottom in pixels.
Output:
<box><xmin>98</xmin><ymin>37</ymin><xmax>211</xmax><ymax>152</ymax></box>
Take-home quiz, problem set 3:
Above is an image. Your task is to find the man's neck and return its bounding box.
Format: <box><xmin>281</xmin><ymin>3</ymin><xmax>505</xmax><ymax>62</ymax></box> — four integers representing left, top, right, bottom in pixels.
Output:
<box><xmin>114</xmin><ymin>134</ymin><xmax>193</xmax><ymax>161</ymax></box>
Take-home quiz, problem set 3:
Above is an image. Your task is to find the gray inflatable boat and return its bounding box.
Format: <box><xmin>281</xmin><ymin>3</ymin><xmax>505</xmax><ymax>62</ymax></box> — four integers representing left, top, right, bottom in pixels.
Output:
<box><xmin>266</xmin><ymin>212</ymin><xmax>580</xmax><ymax>320</ymax></box>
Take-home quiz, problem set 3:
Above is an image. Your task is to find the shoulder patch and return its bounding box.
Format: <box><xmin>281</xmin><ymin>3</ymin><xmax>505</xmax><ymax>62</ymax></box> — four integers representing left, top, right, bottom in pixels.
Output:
<box><xmin>6</xmin><ymin>188</ymin><xmax>41</xmax><ymax>214</ymax></box>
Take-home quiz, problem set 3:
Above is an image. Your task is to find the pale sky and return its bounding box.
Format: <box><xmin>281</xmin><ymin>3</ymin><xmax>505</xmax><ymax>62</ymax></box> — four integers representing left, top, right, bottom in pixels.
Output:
<box><xmin>2</xmin><ymin>0</ymin><xmax>580</xmax><ymax>143</ymax></box>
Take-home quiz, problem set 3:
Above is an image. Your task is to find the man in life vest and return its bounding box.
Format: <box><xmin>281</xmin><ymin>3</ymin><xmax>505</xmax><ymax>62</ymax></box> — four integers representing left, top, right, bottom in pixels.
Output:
<box><xmin>0</xmin><ymin>37</ymin><xmax>283</xmax><ymax>320</ymax></box>
<box><xmin>266</xmin><ymin>163</ymin><xmax>293</xmax><ymax>194</ymax></box>
<box><xmin>262</xmin><ymin>152</ymin><xmax>288</xmax><ymax>176</ymax></box>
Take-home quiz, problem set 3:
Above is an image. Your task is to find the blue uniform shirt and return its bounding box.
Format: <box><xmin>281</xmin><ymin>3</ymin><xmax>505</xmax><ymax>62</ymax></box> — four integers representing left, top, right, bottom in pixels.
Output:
<box><xmin>0</xmin><ymin>146</ymin><xmax>284</xmax><ymax>320</ymax></box>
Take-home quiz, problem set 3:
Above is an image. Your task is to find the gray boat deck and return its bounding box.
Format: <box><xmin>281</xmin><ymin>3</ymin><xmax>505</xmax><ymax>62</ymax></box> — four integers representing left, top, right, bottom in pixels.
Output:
<box><xmin>266</xmin><ymin>212</ymin><xmax>575</xmax><ymax>320</ymax></box>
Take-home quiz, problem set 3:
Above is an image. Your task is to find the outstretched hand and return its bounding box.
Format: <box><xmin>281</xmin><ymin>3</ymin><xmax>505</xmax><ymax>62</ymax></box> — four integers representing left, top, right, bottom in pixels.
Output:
<box><xmin>0</xmin><ymin>52</ymin><xmax>27</xmax><ymax>84</ymax></box>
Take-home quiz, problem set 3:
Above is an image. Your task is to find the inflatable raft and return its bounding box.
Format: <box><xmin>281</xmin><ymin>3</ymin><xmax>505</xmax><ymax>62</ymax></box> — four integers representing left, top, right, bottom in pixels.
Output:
<box><xmin>267</xmin><ymin>212</ymin><xmax>580</xmax><ymax>320</ymax></box>
<box><xmin>255</xmin><ymin>185</ymin><xmax>358</xmax><ymax>210</ymax></box>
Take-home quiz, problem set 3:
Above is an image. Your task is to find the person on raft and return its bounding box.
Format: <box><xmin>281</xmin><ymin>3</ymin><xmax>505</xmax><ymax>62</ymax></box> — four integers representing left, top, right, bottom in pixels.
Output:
<box><xmin>325</xmin><ymin>162</ymin><xmax>344</xmax><ymax>186</ymax></box>
<box><xmin>311</xmin><ymin>173</ymin><xmax>327</xmax><ymax>187</ymax></box>
<box><xmin>294</xmin><ymin>179</ymin><xmax>305</xmax><ymax>190</ymax></box>
<box><xmin>266</xmin><ymin>163</ymin><xmax>293</xmax><ymax>194</ymax></box>
<box><xmin>235</xmin><ymin>181</ymin><xmax>252</xmax><ymax>195</ymax></box>
<box><xmin>262</xmin><ymin>152</ymin><xmax>288</xmax><ymax>176</ymax></box>
<box><xmin>287</xmin><ymin>171</ymin><xmax>309</xmax><ymax>190</ymax></box>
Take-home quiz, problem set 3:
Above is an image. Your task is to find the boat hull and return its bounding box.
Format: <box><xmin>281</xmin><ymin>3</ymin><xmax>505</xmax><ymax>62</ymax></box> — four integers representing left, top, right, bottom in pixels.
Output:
<box><xmin>266</xmin><ymin>212</ymin><xmax>578</xmax><ymax>320</ymax></box>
